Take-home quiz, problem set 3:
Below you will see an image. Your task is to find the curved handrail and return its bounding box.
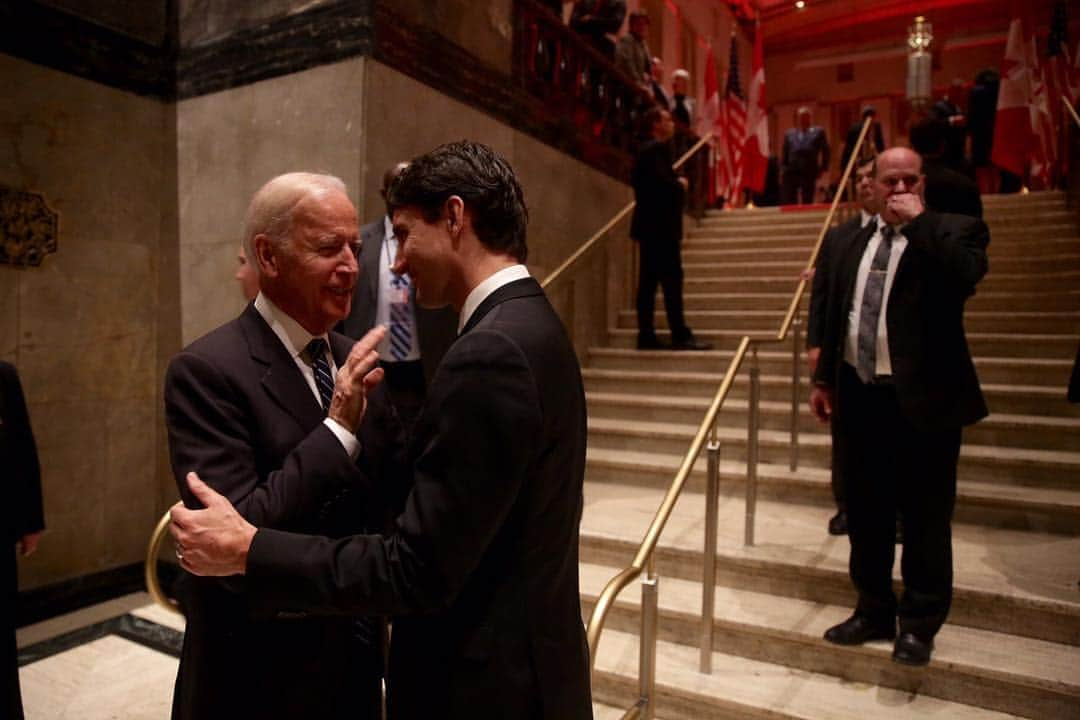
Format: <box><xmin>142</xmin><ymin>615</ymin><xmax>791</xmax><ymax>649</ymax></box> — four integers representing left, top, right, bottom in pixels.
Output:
<box><xmin>541</xmin><ymin>132</ymin><xmax>713</xmax><ymax>290</ymax></box>
<box><xmin>145</xmin><ymin>510</ymin><xmax>182</xmax><ymax>615</ymax></box>
<box><xmin>584</xmin><ymin>115</ymin><xmax>876</xmax><ymax>673</ymax></box>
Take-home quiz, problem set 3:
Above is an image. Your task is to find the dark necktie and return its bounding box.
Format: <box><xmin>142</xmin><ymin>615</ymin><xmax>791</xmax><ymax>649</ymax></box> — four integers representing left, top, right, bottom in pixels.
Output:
<box><xmin>856</xmin><ymin>225</ymin><xmax>895</xmax><ymax>383</ymax></box>
<box><xmin>306</xmin><ymin>338</ymin><xmax>334</xmax><ymax>412</ymax></box>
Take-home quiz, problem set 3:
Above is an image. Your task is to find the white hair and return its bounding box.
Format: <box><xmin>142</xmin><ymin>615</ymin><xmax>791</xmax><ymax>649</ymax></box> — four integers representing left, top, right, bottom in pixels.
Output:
<box><xmin>672</xmin><ymin>68</ymin><xmax>690</xmax><ymax>81</ymax></box>
<box><xmin>242</xmin><ymin>172</ymin><xmax>347</xmax><ymax>275</ymax></box>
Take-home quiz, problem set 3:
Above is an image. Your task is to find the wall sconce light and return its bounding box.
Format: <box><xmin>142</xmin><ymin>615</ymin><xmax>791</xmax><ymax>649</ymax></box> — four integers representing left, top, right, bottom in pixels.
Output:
<box><xmin>906</xmin><ymin>15</ymin><xmax>933</xmax><ymax>108</ymax></box>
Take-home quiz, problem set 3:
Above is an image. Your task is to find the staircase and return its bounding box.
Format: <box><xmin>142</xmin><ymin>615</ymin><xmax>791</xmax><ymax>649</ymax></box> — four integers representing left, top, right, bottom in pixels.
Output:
<box><xmin>582</xmin><ymin>191</ymin><xmax>1080</xmax><ymax>719</ymax></box>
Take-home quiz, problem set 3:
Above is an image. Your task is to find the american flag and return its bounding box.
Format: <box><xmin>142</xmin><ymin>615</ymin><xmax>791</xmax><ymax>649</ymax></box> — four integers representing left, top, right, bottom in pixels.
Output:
<box><xmin>717</xmin><ymin>34</ymin><xmax>747</xmax><ymax>204</ymax></box>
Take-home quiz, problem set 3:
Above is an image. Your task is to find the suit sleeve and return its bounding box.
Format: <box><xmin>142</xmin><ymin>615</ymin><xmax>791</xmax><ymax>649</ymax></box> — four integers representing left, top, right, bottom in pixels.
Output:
<box><xmin>4</xmin><ymin>364</ymin><xmax>44</xmax><ymax>539</ymax></box>
<box><xmin>245</xmin><ymin>328</ymin><xmax>543</xmax><ymax>616</ymax></box>
<box><xmin>819</xmin><ymin>130</ymin><xmax>830</xmax><ymax>171</ymax></box>
<box><xmin>164</xmin><ymin>351</ymin><xmax>364</xmax><ymax>533</ymax></box>
<box><xmin>806</xmin><ymin>227</ymin><xmax>834</xmax><ymax>349</ymax></box>
<box><xmin>905</xmin><ymin>212</ymin><xmax>989</xmax><ymax>297</ymax></box>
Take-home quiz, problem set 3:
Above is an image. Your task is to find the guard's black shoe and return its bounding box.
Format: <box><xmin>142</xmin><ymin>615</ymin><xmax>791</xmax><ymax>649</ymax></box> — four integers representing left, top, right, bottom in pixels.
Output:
<box><xmin>636</xmin><ymin>335</ymin><xmax>668</xmax><ymax>350</ymax></box>
<box><xmin>892</xmin><ymin>633</ymin><xmax>933</xmax><ymax>666</ymax></box>
<box><xmin>824</xmin><ymin>615</ymin><xmax>895</xmax><ymax>646</ymax></box>
<box><xmin>828</xmin><ymin>511</ymin><xmax>848</xmax><ymax>536</ymax></box>
<box><xmin>670</xmin><ymin>332</ymin><xmax>712</xmax><ymax>351</ymax></box>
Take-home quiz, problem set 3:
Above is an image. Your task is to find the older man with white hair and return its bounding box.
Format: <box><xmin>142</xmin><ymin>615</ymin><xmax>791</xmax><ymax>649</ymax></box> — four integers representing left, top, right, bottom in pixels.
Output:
<box><xmin>164</xmin><ymin>172</ymin><xmax>395</xmax><ymax>720</ymax></box>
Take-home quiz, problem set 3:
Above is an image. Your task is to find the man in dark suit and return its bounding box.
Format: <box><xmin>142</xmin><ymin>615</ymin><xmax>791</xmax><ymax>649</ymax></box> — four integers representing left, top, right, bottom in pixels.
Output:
<box><xmin>2</xmin><ymin>361</ymin><xmax>44</xmax><ymax>720</ymax></box>
<box><xmin>839</xmin><ymin>105</ymin><xmax>885</xmax><ymax>177</ymax></box>
<box><xmin>810</xmin><ymin>147</ymin><xmax>989</xmax><ymax>666</ymax></box>
<box><xmin>164</xmin><ymin>172</ymin><xmax>398</xmax><ymax>720</ymax></box>
<box><xmin>807</xmin><ymin>160</ymin><xmax>879</xmax><ymax>536</ymax></box>
<box><xmin>910</xmin><ymin>117</ymin><xmax>983</xmax><ymax>219</ymax></box>
<box><xmin>170</xmin><ymin>141</ymin><xmax>593</xmax><ymax>719</ymax></box>
<box><xmin>632</xmin><ymin>106</ymin><xmax>710</xmax><ymax>350</ymax></box>
<box><xmin>782</xmin><ymin>106</ymin><xmax>830</xmax><ymax>205</ymax></box>
<box><xmin>339</xmin><ymin>162</ymin><xmax>457</xmax><ymax>429</ymax></box>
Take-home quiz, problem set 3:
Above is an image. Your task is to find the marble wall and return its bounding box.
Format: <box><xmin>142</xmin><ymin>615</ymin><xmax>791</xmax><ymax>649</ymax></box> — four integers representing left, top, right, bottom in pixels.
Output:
<box><xmin>0</xmin><ymin>54</ymin><xmax>176</xmax><ymax>589</ymax></box>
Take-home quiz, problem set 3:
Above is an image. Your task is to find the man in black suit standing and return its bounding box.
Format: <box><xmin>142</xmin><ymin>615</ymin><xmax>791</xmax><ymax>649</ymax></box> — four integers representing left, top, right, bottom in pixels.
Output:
<box><xmin>781</xmin><ymin>106</ymin><xmax>830</xmax><ymax>205</ymax></box>
<box><xmin>810</xmin><ymin>147</ymin><xmax>989</xmax><ymax>666</ymax></box>
<box><xmin>164</xmin><ymin>172</ymin><xmax>396</xmax><ymax>720</ymax></box>
<box><xmin>2</xmin><ymin>362</ymin><xmax>44</xmax><ymax>720</ymax></box>
<box><xmin>170</xmin><ymin>141</ymin><xmax>593</xmax><ymax>719</ymax></box>
<box><xmin>909</xmin><ymin>118</ymin><xmax>983</xmax><ymax>219</ymax></box>
<box><xmin>839</xmin><ymin>106</ymin><xmax>885</xmax><ymax>179</ymax></box>
<box><xmin>806</xmin><ymin>160</ymin><xmax>879</xmax><ymax>536</ymax></box>
<box><xmin>632</xmin><ymin>106</ymin><xmax>710</xmax><ymax>350</ymax></box>
<box><xmin>339</xmin><ymin>162</ymin><xmax>457</xmax><ymax>429</ymax></box>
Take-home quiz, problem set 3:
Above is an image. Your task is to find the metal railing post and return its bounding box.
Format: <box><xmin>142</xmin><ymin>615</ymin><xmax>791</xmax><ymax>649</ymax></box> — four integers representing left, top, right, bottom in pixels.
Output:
<box><xmin>790</xmin><ymin>310</ymin><xmax>802</xmax><ymax>472</ymax></box>
<box><xmin>638</xmin><ymin>557</ymin><xmax>659</xmax><ymax>720</ymax></box>
<box><xmin>745</xmin><ymin>346</ymin><xmax>760</xmax><ymax>547</ymax></box>
<box><xmin>700</xmin><ymin>435</ymin><xmax>720</xmax><ymax>673</ymax></box>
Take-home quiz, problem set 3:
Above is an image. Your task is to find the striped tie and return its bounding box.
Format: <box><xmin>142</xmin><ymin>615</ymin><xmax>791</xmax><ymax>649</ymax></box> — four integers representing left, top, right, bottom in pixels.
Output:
<box><xmin>855</xmin><ymin>225</ymin><xmax>895</xmax><ymax>383</ymax></box>
<box><xmin>389</xmin><ymin>275</ymin><xmax>413</xmax><ymax>361</ymax></box>
<box><xmin>306</xmin><ymin>338</ymin><xmax>334</xmax><ymax>412</ymax></box>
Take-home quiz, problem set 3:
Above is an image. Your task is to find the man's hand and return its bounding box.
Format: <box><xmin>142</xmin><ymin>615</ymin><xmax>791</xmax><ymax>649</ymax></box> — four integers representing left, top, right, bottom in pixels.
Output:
<box><xmin>16</xmin><ymin>531</ymin><xmax>42</xmax><ymax>557</ymax></box>
<box><xmin>806</xmin><ymin>346</ymin><xmax>821</xmax><ymax>377</ymax></box>
<box><xmin>329</xmin><ymin>326</ymin><xmax>387</xmax><ymax>432</ymax></box>
<box><xmin>884</xmin><ymin>192</ymin><xmax>924</xmax><ymax>224</ymax></box>
<box><xmin>170</xmin><ymin>472</ymin><xmax>256</xmax><ymax>577</ymax></box>
<box><xmin>809</xmin><ymin>385</ymin><xmax>833</xmax><ymax>423</ymax></box>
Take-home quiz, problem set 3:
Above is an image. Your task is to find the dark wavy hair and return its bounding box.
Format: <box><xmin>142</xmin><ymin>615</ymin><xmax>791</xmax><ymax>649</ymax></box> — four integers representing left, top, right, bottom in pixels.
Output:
<box><xmin>387</xmin><ymin>140</ymin><xmax>529</xmax><ymax>263</ymax></box>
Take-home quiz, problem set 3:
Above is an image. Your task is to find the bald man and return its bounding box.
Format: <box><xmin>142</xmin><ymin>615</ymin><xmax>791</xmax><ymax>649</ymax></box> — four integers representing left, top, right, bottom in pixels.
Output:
<box><xmin>810</xmin><ymin>147</ymin><xmax>988</xmax><ymax>666</ymax></box>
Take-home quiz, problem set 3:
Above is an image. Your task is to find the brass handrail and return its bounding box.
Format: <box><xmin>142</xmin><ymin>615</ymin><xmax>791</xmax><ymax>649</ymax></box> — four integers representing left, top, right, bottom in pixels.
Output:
<box><xmin>584</xmin><ymin>115</ymin><xmax>876</xmax><ymax>686</ymax></box>
<box><xmin>541</xmin><ymin>132</ymin><xmax>713</xmax><ymax>290</ymax></box>
<box><xmin>1064</xmin><ymin>95</ymin><xmax>1080</xmax><ymax>129</ymax></box>
<box><xmin>145</xmin><ymin>510</ymin><xmax>182</xmax><ymax>615</ymax></box>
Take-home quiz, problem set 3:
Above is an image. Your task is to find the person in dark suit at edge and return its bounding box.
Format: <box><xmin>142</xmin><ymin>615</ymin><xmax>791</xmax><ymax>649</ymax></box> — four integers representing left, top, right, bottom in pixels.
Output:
<box><xmin>2</xmin><ymin>361</ymin><xmax>44</xmax><ymax>720</ymax></box>
<box><xmin>909</xmin><ymin>117</ymin><xmax>983</xmax><ymax>219</ymax></box>
<box><xmin>169</xmin><ymin>140</ymin><xmax>593</xmax><ymax>720</ymax></box>
<box><xmin>164</xmin><ymin>172</ymin><xmax>400</xmax><ymax>720</ymax></box>
<box><xmin>338</xmin><ymin>162</ymin><xmax>457</xmax><ymax>431</ymax></box>
<box><xmin>806</xmin><ymin>160</ymin><xmax>879</xmax><ymax>537</ymax></box>
<box><xmin>839</xmin><ymin>105</ymin><xmax>885</xmax><ymax>177</ymax></box>
<box><xmin>811</xmin><ymin>147</ymin><xmax>989</xmax><ymax>666</ymax></box>
<box><xmin>632</xmin><ymin>106</ymin><xmax>711</xmax><ymax>351</ymax></box>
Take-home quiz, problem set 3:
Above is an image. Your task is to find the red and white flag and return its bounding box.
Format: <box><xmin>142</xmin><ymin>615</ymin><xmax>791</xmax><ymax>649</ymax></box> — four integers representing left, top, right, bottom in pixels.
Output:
<box><xmin>699</xmin><ymin>44</ymin><xmax>722</xmax><ymax>202</ymax></box>
<box><xmin>742</xmin><ymin>19</ymin><xmax>768</xmax><ymax>194</ymax></box>
<box><xmin>991</xmin><ymin>12</ymin><xmax>1036</xmax><ymax>178</ymax></box>
<box><xmin>716</xmin><ymin>34</ymin><xmax>747</xmax><ymax>204</ymax></box>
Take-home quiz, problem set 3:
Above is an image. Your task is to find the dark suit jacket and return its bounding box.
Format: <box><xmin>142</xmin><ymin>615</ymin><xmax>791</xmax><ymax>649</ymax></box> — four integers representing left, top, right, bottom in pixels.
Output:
<box><xmin>807</xmin><ymin>213</ymin><xmax>866</xmax><ymax>349</ymax></box>
<box><xmin>813</xmin><ymin>210</ymin><xmax>990</xmax><ymax>431</ymax></box>
<box><xmin>631</xmin><ymin>138</ymin><xmax>684</xmax><ymax>245</ymax></box>
<box><xmin>1</xmin><ymin>362</ymin><xmax>43</xmax><ymax>545</ymax></box>
<box><xmin>339</xmin><ymin>218</ymin><xmax>457</xmax><ymax>383</ymax></box>
<box><xmin>246</xmin><ymin>277</ymin><xmax>592</xmax><ymax>720</ymax></box>
<box><xmin>782</xmin><ymin>126</ymin><xmax>830</xmax><ymax>176</ymax></box>
<box><xmin>164</xmin><ymin>304</ymin><xmax>404</xmax><ymax>720</ymax></box>
<box><xmin>923</xmin><ymin>160</ymin><xmax>983</xmax><ymax>219</ymax></box>
<box><xmin>840</xmin><ymin>120</ymin><xmax>885</xmax><ymax>172</ymax></box>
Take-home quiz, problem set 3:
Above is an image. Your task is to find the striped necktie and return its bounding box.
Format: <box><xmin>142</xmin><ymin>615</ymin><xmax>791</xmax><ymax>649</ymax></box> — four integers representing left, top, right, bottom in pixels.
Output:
<box><xmin>855</xmin><ymin>225</ymin><xmax>895</xmax><ymax>384</ymax></box>
<box><xmin>389</xmin><ymin>274</ymin><xmax>413</xmax><ymax>361</ymax></box>
<box><xmin>305</xmin><ymin>338</ymin><xmax>334</xmax><ymax>412</ymax></box>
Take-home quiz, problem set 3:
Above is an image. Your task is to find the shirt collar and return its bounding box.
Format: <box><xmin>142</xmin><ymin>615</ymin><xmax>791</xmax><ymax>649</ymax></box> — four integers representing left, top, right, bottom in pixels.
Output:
<box><xmin>860</xmin><ymin>210</ymin><xmax>876</xmax><ymax>228</ymax></box>
<box><xmin>254</xmin><ymin>292</ymin><xmax>328</xmax><ymax>359</ymax></box>
<box><xmin>458</xmin><ymin>264</ymin><xmax>530</xmax><ymax>333</ymax></box>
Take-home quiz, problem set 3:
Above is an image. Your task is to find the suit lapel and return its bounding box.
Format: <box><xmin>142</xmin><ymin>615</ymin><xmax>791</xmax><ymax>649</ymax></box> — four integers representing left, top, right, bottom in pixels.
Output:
<box><xmin>461</xmin><ymin>277</ymin><xmax>543</xmax><ymax>335</ymax></box>
<box><xmin>239</xmin><ymin>305</ymin><xmax>325</xmax><ymax>431</ymax></box>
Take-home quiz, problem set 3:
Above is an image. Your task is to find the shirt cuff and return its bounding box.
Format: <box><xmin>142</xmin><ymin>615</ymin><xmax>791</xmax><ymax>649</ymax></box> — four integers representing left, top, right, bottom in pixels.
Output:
<box><xmin>323</xmin><ymin>417</ymin><xmax>361</xmax><ymax>460</ymax></box>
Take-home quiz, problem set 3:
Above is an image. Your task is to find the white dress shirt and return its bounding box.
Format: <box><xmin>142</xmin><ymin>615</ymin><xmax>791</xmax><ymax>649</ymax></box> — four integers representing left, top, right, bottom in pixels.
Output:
<box><xmin>459</xmin><ymin>264</ymin><xmax>531</xmax><ymax>333</ymax></box>
<box><xmin>254</xmin><ymin>293</ymin><xmax>359</xmax><ymax>458</ymax></box>
<box><xmin>844</xmin><ymin>218</ymin><xmax>908</xmax><ymax>378</ymax></box>
<box><xmin>375</xmin><ymin>215</ymin><xmax>420</xmax><ymax>362</ymax></box>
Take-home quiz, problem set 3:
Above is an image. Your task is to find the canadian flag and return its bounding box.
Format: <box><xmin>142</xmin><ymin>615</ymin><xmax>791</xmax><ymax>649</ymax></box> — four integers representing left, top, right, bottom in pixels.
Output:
<box><xmin>991</xmin><ymin>13</ymin><xmax>1036</xmax><ymax>178</ymax></box>
<box><xmin>742</xmin><ymin>20</ymin><xmax>768</xmax><ymax>193</ymax></box>
<box><xmin>700</xmin><ymin>44</ymin><xmax>722</xmax><ymax>202</ymax></box>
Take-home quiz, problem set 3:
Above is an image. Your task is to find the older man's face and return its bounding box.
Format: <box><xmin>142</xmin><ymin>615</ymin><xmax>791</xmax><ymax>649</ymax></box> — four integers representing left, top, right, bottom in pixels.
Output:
<box><xmin>271</xmin><ymin>189</ymin><xmax>359</xmax><ymax>334</ymax></box>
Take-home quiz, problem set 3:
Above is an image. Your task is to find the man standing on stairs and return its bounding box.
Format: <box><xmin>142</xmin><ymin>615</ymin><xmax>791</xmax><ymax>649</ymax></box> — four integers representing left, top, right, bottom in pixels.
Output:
<box><xmin>632</xmin><ymin>105</ymin><xmax>711</xmax><ymax>350</ymax></box>
<box><xmin>807</xmin><ymin>159</ymin><xmax>879</xmax><ymax>537</ymax></box>
<box><xmin>809</xmin><ymin>147</ymin><xmax>989</xmax><ymax>666</ymax></box>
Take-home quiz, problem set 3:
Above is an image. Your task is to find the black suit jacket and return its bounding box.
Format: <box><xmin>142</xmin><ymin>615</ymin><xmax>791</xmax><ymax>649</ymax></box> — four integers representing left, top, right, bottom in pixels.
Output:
<box><xmin>813</xmin><ymin>210</ymin><xmax>989</xmax><ymax>430</ymax></box>
<box><xmin>164</xmin><ymin>304</ymin><xmax>404</xmax><ymax>720</ymax></box>
<box><xmin>923</xmin><ymin>160</ymin><xmax>983</xmax><ymax>219</ymax></box>
<box><xmin>808</xmin><ymin>213</ymin><xmax>866</xmax><ymax>349</ymax></box>
<box><xmin>840</xmin><ymin>120</ymin><xmax>885</xmax><ymax>171</ymax></box>
<box><xmin>246</xmin><ymin>277</ymin><xmax>592</xmax><ymax>720</ymax></box>
<box><xmin>339</xmin><ymin>218</ymin><xmax>457</xmax><ymax>383</ymax></box>
<box><xmin>631</xmin><ymin>138</ymin><xmax>684</xmax><ymax>244</ymax></box>
<box><xmin>1</xmin><ymin>362</ymin><xmax>43</xmax><ymax>545</ymax></box>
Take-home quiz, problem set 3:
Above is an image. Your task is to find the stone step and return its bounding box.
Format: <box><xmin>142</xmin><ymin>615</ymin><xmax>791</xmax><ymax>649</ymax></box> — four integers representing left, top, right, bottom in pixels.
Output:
<box><xmin>678</xmin><ymin>271</ymin><xmax>1080</xmax><ymax>294</ymax></box>
<box><xmin>617</xmin><ymin>309</ymin><xmax>1080</xmax><ymax>335</ymax></box>
<box><xmin>585</xmin><ymin>390</ymin><xmax>1080</xmax><ymax>453</ymax></box>
<box><xmin>604</xmin><ymin>326</ymin><xmax>1080</xmax><ymax>361</ymax></box>
<box><xmin>686</xmin><ymin>221</ymin><xmax>1078</xmax><ymax>243</ymax></box>
<box><xmin>586</xmin><ymin>346</ymin><xmax>1075</xmax><ymax>388</ymax></box>
<box><xmin>581</xmin><ymin>563</ymin><xmax>1080</xmax><ymax>720</ymax></box>
<box><xmin>680</xmin><ymin>237</ymin><xmax>1080</xmax><ymax>260</ymax></box>
<box><xmin>584</xmin><ymin>426</ymin><xmax>1080</xmax><ymax>527</ymax></box>
<box><xmin>680</xmin><ymin>254</ymin><xmax>1080</xmax><ymax>276</ymax></box>
<box><xmin>592</xmin><ymin>629</ymin><xmax>1027</xmax><ymax>720</ymax></box>
<box><xmin>583</xmin><ymin>362</ymin><xmax>1080</xmax><ymax>417</ymax></box>
<box><xmin>579</xmin><ymin>481</ymin><xmax>1080</xmax><ymax>645</ymax></box>
<box><xmin>668</xmin><ymin>290</ymin><xmax>1080</xmax><ymax>312</ymax></box>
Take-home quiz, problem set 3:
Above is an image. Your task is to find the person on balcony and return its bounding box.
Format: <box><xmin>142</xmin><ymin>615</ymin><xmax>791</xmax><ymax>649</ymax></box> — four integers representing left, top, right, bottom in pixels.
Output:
<box><xmin>569</xmin><ymin>0</ymin><xmax>626</xmax><ymax>60</ymax></box>
<box><xmin>614</xmin><ymin>10</ymin><xmax>651</xmax><ymax>90</ymax></box>
<box><xmin>632</xmin><ymin>106</ymin><xmax>711</xmax><ymax>351</ymax></box>
<box><xmin>781</xmin><ymin>106</ymin><xmax>830</xmax><ymax>205</ymax></box>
